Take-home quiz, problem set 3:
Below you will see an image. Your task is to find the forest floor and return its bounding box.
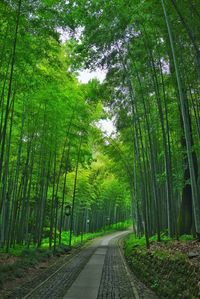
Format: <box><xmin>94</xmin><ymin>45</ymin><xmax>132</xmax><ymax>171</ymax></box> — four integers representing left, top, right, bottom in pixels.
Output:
<box><xmin>124</xmin><ymin>234</ymin><xmax>200</xmax><ymax>299</ymax></box>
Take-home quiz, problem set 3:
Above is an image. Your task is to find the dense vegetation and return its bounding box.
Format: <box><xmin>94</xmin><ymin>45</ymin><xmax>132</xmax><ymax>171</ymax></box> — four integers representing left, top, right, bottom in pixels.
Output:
<box><xmin>0</xmin><ymin>0</ymin><xmax>200</xmax><ymax>254</ymax></box>
<box><xmin>0</xmin><ymin>0</ymin><xmax>130</xmax><ymax>252</ymax></box>
<box><xmin>65</xmin><ymin>0</ymin><xmax>200</xmax><ymax>246</ymax></box>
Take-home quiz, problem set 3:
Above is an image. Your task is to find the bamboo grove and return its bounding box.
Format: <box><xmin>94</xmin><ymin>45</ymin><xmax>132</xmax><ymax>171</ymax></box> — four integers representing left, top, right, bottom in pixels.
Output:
<box><xmin>0</xmin><ymin>0</ymin><xmax>200</xmax><ymax>251</ymax></box>
<box><xmin>0</xmin><ymin>0</ymin><xmax>131</xmax><ymax>251</ymax></box>
<box><xmin>66</xmin><ymin>0</ymin><xmax>200</xmax><ymax>246</ymax></box>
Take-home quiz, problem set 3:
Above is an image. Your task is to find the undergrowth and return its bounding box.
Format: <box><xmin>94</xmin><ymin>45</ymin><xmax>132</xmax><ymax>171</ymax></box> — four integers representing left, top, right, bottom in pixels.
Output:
<box><xmin>124</xmin><ymin>233</ymin><xmax>199</xmax><ymax>298</ymax></box>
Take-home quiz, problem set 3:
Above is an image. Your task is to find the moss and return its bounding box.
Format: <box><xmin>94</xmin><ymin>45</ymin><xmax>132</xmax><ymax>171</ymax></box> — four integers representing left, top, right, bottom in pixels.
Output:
<box><xmin>124</xmin><ymin>235</ymin><xmax>200</xmax><ymax>298</ymax></box>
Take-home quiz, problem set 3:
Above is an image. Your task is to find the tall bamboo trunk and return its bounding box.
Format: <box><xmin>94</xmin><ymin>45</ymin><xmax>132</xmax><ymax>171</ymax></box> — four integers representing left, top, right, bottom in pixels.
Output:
<box><xmin>161</xmin><ymin>0</ymin><xmax>200</xmax><ymax>234</ymax></box>
<box><xmin>0</xmin><ymin>0</ymin><xmax>22</xmax><ymax>182</ymax></box>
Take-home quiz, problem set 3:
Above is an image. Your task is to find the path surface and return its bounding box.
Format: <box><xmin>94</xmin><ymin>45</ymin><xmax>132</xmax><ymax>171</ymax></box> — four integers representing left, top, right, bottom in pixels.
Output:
<box><xmin>6</xmin><ymin>231</ymin><xmax>157</xmax><ymax>299</ymax></box>
<box><xmin>63</xmin><ymin>231</ymin><xmax>133</xmax><ymax>299</ymax></box>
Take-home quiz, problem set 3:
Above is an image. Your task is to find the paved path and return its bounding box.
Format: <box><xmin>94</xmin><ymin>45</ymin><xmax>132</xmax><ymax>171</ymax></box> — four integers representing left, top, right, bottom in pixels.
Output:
<box><xmin>63</xmin><ymin>231</ymin><xmax>157</xmax><ymax>299</ymax></box>
<box><xmin>63</xmin><ymin>231</ymin><xmax>133</xmax><ymax>299</ymax></box>
<box><xmin>97</xmin><ymin>232</ymin><xmax>137</xmax><ymax>299</ymax></box>
<box><xmin>6</xmin><ymin>231</ymin><xmax>157</xmax><ymax>299</ymax></box>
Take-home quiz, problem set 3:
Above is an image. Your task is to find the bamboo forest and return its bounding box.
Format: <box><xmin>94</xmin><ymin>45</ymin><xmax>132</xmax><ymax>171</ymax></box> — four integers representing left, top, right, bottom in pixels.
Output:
<box><xmin>0</xmin><ymin>1</ymin><xmax>200</xmax><ymax>299</ymax></box>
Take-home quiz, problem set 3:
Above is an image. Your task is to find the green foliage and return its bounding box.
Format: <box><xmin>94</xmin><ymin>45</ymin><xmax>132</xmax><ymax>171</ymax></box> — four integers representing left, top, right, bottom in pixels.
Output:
<box><xmin>1</xmin><ymin>0</ymin><xmax>200</xmax><ymax>256</ymax></box>
<box><xmin>179</xmin><ymin>234</ymin><xmax>195</xmax><ymax>241</ymax></box>
<box><xmin>42</xmin><ymin>219</ymin><xmax>132</xmax><ymax>248</ymax></box>
<box><xmin>0</xmin><ymin>0</ymin><xmax>131</xmax><ymax>250</ymax></box>
<box><xmin>66</xmin><ymin>0</ymin><xmax>200</xmax><ymax>239</ymax></box>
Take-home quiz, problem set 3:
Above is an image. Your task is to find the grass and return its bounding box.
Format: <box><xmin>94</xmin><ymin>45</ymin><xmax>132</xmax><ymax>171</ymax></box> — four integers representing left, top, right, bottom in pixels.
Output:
<box><xmin>0</xmin><ymin>220</ymin><xmax>131</xmax><ymax>256</ymax></box>
<box><xmin>179</xmin><ymin>234</ymin><xmax>195</xmax><ymax>241</ymax></box>
<box><xmin>125</xmin><ymin>232</ymin><xmax>195</xmax><ymax>250</ymax></box>
<box><xmin>41</xmin><ymin>220</ymin><xmax>132</xmax><ymax>248</ymax></box>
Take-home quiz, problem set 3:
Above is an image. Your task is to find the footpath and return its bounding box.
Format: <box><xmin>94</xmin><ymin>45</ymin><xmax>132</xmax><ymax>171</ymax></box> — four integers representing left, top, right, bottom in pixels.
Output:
<box><xmin>5</xmin><ymin>231</ymin><xmax>157</xmax><ymax>299</ymax></box>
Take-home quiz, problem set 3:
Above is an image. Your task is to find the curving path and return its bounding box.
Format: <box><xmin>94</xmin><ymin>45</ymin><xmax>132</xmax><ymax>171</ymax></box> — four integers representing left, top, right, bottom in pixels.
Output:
<box><xmin>63</xmin><ymin>231</ymin><xmax>157</xmax><ymax>299</ymax></box>
<box><xmin>63</xmin><ymin>231</ymin><xmax>134</xmax><ymax>299</ymax></box>
<box><xmin>6</xmin><ymin>231</ymin><xmax>157</xmax><ymax>299</ymax></box>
